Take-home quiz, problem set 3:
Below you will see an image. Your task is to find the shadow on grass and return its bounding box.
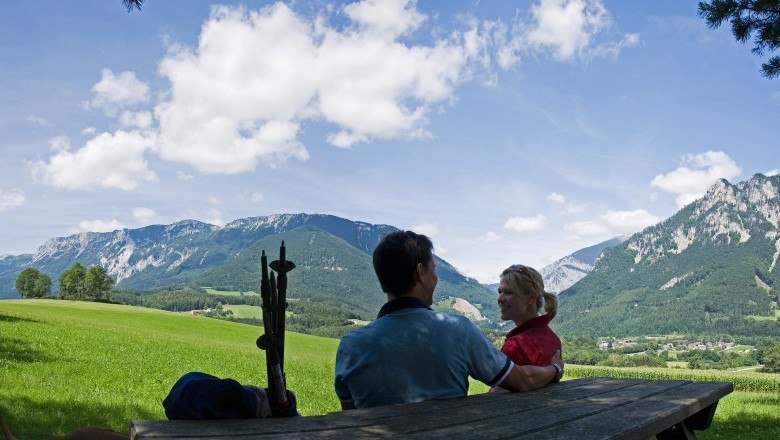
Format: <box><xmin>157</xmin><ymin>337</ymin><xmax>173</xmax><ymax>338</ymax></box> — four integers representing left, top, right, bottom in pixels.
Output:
<box><xmin>0</xmin><ymin>313</ymin><xmax>38</xmax><ymax>323</ymax></box>
<box><xmin>0</xmin><ymin>395</ymin><xmax>158</xmax><ymax>440</ymax></box>
<box><xmin>0</xmin><ymin>337</ymin><xmax>56</xmax><ymax>364</ymax></box>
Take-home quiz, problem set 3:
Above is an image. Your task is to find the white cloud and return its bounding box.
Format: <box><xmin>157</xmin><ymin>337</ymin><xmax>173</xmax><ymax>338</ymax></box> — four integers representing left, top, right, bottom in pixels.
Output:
<box><xmin>31</xmin><ymin>130</ymin><xmax>157</xmax><ymax>191</ymax></box>
<box><xmin>651</xmin><ymin>150</ymin><xmax>742</xmax><ymax>207</ymax></box>
<box><xmin>207</xmin><ymin>196</ymin><xmax>220</xmax><ymax>205</ymax></box>
<box><xmin>344</xmin><ymin>0</ymin><xmax>425</xmax><ymax>38</ymax></box>
<box><xmin>478</xmin><ymin>231</ymin><xmax>502</xmax><ymax>242</ymax></box>
<box><xmin>119</xmin><ymin>111</ymin><xmax>153</xmax><ymax>129</ymax></box>
<box><xmin>250</xmin><ymin>192</ymin><xmax>265</xmax><ymax>203</ymax></box>
<box><xmin>28</xmin><ymin>115</ymin><xmax>54</xmax><ymax>128</ymax></box>
<box><xmin>0</xmin><ymin>189</ymin><xmax>25</xmax><ymax>212</ymax></box>
<box><xmin>504</xmin><ymin>214</ymin><xmax>547</xmax><ymax>232</ymax></box>
<box><xmin>206</xmin><ymin>209</ymin><xmax>224</xmax><ymax>226</ymax></box>
<box><xmin>71</xmin><ymin>219</ymin><xmax>126</xmax><ymax>233</ymax></box>
<box><xmin>89</xmin><ymin>69</ymin><xmax>150</xmax><ymax>116</ymax></box>
<box><xmin>563</xmin><ymin>220</ymin><xmax>608</xmax><ymax>237</ymax></box>
<box><xmin>766</xmin><ymin>169</ymin><xmax>779</xmax><ymax>177</ymax></box>
<box><xmin>524</xmin><ymin>0</ymin><xmax>625</xmax><ymax>61</ymax></box>
<box><xmin>547</xmin><ymin>192</ymin><xmax>566</xmax><ymax>204</ymax></box>
<box><xmin>82</xmin><ymin>127</ymin><xmax>96</xmax><ymax>135</ymax></box>
<box><xmin>412</xmin><ymin>223</ymin><xmax>439</xmax><ymax>236</ymax></box>
<box><xmin>152</xmin><ymin>1</ymin><xmax>487</xmax><ymax>172</ymax></box>
<box><xmin>176</xmin><ymin>171</ymin><xmax>194</xmax><ymax>181</ymax></box>
<box><xmin>602</xmin><ymin>209</ymin><xmax>661</xmax><ymax>234</ymax></box>
<box><xmin>48</xmin><ymin>135</ymin><xmax>70</xmax><ymax>152</ymax></box>
<box><xmin>132</xmin><ymin>207</ymin><xmax>160</xmax><ymax>225</ymax></box>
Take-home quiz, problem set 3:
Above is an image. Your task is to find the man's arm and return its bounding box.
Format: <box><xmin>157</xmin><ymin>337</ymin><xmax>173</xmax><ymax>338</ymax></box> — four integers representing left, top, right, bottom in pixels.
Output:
<box><xmin>496</xmin><ymin>349</ymin><xmax>563</xmax><ymax>392</ymax></box>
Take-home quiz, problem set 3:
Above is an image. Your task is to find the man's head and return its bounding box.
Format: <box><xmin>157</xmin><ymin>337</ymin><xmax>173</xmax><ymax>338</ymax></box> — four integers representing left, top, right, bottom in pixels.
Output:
<box><xmin>373</xmin><ymin>230</ymin><xmax>437</xmax><ymax>302</ymax></box>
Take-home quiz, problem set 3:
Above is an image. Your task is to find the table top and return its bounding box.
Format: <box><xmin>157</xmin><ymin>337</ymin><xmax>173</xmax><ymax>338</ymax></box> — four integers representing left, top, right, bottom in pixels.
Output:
<box><xmin>130</xmin><ymin>377</ymin><xmax>733</xmax><ymax>439</ymax></box>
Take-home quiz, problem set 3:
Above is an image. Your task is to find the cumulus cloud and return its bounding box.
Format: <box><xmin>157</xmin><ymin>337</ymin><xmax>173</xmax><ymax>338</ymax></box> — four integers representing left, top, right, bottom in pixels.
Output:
<box><xmin>504</xmin><ymin>214</ymin><xmax>547</xmax><ymax>232</ymax></box>
<box><xmin>48</xmin><ymin>135</ymin><xmax>70</xmax><ymax>152</ymax></box>
<box><xmin>412</xmin><ymin>223</ymin><xmax>439</xmax><ymax>236</ymax></box>
<box><xmin>36</xmin><ymin>0</ymin><xmax>636</xmax><ymax>184</ymax></box>
<box><xmin>31</xmin><ymin>130</ymin><xmax>157</xmax><ymax>191</ymax></box>
<box><xmin>478</xmin><ymin>230</ymin><xmax>502</xmax><ymax>242</ymax></box>
<box><xmin>563</xmin><ymin>220</ymin><xmax>608</xmax><ymax>237</ymax></box>
<box><xmin>547</xmin><ymin>192</ymin><xmax>566</xmax><ymax>204</ymax></box>
<box><xmin>651</xmin><ymin>150</ymin><xmax>742</xmax><ymax>207</ymax></box>
<box><xmin>71</xmin><ymin>219</ymin><xmax>126</xmax><ymax>233</ymax></box>
<box><xmin>133</xmin><ymin>207</ymin><xmax>160</xmax><ymax>225</ymax></box>
<box><xmin>120</xmin><ymin>111</ymin><xmax>153</xmax><ymax>129</ymax></box>
<box><xmin>520</xmin><ymin>0</ymin><xmax>637</xmax><ymax>61</ymax></box>
<box><xmin>176</xmin><ymin>171</ymin><xmax>194</xmax><ymax>181</ymax></box>
<box><xmin>28</xmin><ymin>115</ymin><xmax>54</xmax><ymax>128</ymax></box>
<box><xmin>0</xmin><ymin>189</ymin><xmax>25</xmax><ymax>212</ymax></box>
<box><xmin>82</xmin><ymin>127</ymin><xmax>96</xmax><ymax>135</ymax></box>
<box><xmin>206</xmin><ymin>209</ymin><xmax>224</xmax><ymax>226</ymax></box>
<box><xmin>89</xmin><ymin>69</ymin><xmax>150</xmax><ymax>116</ymax></box>
<box><xmin>602</xmin><ymin>209</ymin><xmax>661</xmax><ymax>234</ymax></box>
<box><xmin>766</xmin><ymin>169</ymin><xmax>779</xmax><ymax>177</ymax></box>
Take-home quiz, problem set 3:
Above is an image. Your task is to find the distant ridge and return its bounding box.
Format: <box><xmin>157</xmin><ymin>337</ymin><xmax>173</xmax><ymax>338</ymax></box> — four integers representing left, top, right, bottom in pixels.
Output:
<box><xmin>556</xmin><ymin>173</ymin><xmax>780</xmax><ymax>338</ymax></box>
<box><xmin>0</xmin><ymin>213</ymin><xmax>500</xmax><ymax>324</ymax></box>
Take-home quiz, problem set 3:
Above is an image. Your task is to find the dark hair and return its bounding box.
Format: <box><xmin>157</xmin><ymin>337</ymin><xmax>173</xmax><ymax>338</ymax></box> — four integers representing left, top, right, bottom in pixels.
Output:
<box><xmin>373</xmin><ymin>231</ymin><xmax>434</xmax><ymax>296</ymax></box>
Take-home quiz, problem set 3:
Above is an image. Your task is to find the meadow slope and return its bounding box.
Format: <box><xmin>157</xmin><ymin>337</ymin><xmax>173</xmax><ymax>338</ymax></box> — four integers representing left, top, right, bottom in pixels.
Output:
<box><xmin>0</xmin><ymin>299</ymin><xmax>341</xmax><ymax>439</ymax></box>
<box><xmin>1</xmin><ymin>299</ymin><xmax>778</xmax><ymax>439</ymax></box>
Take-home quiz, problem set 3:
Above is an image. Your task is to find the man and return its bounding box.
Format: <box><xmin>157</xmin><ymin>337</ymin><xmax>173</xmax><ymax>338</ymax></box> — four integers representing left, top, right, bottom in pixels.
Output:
<box><xmin>335</xmin><ymin>231</ymin><xmax>563</xmax><ymax>409</ymax></box>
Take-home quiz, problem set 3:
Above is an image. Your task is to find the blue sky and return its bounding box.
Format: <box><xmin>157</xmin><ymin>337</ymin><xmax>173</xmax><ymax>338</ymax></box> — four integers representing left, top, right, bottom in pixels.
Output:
<box><xmin>1</xmin><ymin>0</ymin><xmax>778</xmax><ymax>283</ymax></box>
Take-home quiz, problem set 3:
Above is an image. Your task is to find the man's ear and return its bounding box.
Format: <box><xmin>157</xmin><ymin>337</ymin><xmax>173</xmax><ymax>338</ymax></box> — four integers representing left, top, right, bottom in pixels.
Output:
<box><xmin>414</xmin><ymin>262</ymin><xmax>425</xmax><ymax>283</ymax></box>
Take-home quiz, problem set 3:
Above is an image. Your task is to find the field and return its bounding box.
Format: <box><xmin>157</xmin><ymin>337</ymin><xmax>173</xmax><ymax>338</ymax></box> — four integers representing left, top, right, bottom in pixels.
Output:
<box><xmin>0</xmin><ymin>299</ymin><xmax>339</xmax><ymax>439</ymax></box>
<box><xmin>222</xmin><ymin>304</ymin><xmax>263</xmax><ymax>318</ymax></box>
<box><xmin>1</xmin><ymin>300</ymin><xmax>779</xmax><ymax>439</ymax></box>
<box><xmin>203</xmin><ymin>287</ymin><xmax>258</xmax><ymax>297</ymax></box>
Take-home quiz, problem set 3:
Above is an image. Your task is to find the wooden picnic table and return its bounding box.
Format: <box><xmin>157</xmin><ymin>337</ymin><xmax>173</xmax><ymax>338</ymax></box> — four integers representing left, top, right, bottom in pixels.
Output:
<box><xmin>130</xmin><ymin>377</ymin><xmax>732</xmax><ymax>439</ymax></box>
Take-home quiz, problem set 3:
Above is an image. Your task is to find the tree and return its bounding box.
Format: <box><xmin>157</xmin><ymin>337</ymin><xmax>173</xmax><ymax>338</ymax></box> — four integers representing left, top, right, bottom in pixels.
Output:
<box><xmin>122</xmin><ymin>0</ymin><xmax>144</xmax><ymax>12</ymax></box>
<box><xmin>762</xmin><ymin>342</ymin><xmax>780</xmax><ymax>372</ymax></box>
<box><xmin>58</xmin><ymin>263</ymin><xmax>115</xmax><ymax>301</ymax></box>
<box><xmin>698</xmin><ymin>0</ymin><xmax>780</xmax><ymax>78</ymax></box>
<box><xmin>85</xmin><ymin>265</ymin><xmax>115</xmax><ymax>301</ymax></box>
<box><xmin>59</xmin><ymin>263</ymin><xmax>87</xmax><ymax>300</ymax></box>
<box><xmin>15</xmin><ymin>268</ymin><xmax>51</xmax><ymax>298</ymax></box>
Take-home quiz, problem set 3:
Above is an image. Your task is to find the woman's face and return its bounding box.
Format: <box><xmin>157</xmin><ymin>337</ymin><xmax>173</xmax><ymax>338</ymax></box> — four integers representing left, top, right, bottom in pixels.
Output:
<box><xmin>497</xmin><ymin>274</ymin><xmax>537</xmax><ymax>326</ymax></box>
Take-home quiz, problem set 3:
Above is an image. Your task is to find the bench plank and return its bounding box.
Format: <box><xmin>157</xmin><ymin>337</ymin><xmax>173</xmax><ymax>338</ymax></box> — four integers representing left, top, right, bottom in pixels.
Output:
<box><xmin>129</xmin><ymin>378</ymin><xmax>733</xmax><ymax>440</ymax></box>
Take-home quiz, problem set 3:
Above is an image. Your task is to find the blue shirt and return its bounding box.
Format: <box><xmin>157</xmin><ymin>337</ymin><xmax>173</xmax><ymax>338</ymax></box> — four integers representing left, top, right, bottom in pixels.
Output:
<box><xmin>334</xmin><ymin>297</ymin><xmax>514</xmax><ymax>408</ymax></box>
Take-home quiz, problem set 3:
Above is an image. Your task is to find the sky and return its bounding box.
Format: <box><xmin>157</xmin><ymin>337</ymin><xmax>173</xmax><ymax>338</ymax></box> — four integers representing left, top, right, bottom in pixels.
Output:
<box><xmin>1</xmin><ymin>0</ymin><xmax>778</xmax><ymax>284</ymax></box>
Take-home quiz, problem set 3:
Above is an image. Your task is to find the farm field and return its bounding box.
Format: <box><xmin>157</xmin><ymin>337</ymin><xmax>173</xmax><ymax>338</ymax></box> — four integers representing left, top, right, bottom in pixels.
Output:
<box><xmin>1</xmin><ymin>299</ymin><xmax>779</xmax><ymax>439</ymax></box>
<box><xmin>222</xmin><ymin>304</ymin><xmax>263</xmax><ymax>318</ymax></box>
<box><xmin>203</xmin><ymin>287</ymin><xmax>258</xmax><ymax>297</ymax></box>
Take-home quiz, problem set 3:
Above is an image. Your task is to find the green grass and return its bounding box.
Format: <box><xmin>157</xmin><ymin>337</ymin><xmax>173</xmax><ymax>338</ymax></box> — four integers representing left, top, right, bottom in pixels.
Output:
<box><xmin>0</xmin><ymin>299</ymin><xmax>339</xmax><ymax>439</ymax></box>
<box><xmin>223</xmin><ymin>304</ymin><xmax>263</xmax><ymax>318</ymax></box>
<box><xmin>2</xmin><ymin>300</ymin><xmax>779</xmax><ymax>439</ymax></box>
<box><xmin>746</xmin><ymin>309</ymin><xmax>780</xmax><ymax>321</ymax></box>
<box><xmin>566</xmin><ymin>364</ymin><xmax>780</xmax><ymax>439</ymax></box>
<box><xmin>203</xmin><ymin>287</ymin><xmax>259</xmax><ymax>297</ymax></box>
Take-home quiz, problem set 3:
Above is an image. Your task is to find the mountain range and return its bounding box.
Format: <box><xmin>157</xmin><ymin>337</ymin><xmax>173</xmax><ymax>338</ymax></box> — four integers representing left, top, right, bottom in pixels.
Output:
<box><xmin>0</xmin><ymin>213</ymin><xmax>499</xmax><ymax>322</ymax></box>
<box><xmin>2</xmin><ymin>174</ymin><xmax>778</xmax><ymax>337</ymax></box>
<box><xmin>556</xmin><ymin>173</ymin><xmax>780</xmax><ymax>337</ymax></box>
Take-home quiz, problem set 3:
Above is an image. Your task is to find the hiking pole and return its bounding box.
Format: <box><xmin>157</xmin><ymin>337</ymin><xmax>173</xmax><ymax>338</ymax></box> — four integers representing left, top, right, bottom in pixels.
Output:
<box><xmin>257</xmin><ymin>251</ymin><xmax>289</xmax><ymax>411</ymax></box>
<box><xmin>269</xmin><ymin>241</ymin><xmax>295</xmax><ymax>371</ymax></box>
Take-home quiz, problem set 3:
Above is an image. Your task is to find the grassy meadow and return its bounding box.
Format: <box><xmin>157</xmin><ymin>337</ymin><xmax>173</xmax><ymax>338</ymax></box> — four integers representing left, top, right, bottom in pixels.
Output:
<box><xmin>1</xmin><ymin>299</ymin><xmax>779</xmax><ymax>439</ymax></box>
<box><xmin>0</xmin><ymin>299</ymin><xmax>339</xmax><ymax>439</ymax></box>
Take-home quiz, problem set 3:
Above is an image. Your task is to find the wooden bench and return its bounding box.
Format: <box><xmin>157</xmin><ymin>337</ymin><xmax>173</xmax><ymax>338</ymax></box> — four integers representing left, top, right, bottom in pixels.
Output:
<box><xmin>130</xmin><ymin>377</ymin><xmax>732</xmax><ymax>439</ymax></box>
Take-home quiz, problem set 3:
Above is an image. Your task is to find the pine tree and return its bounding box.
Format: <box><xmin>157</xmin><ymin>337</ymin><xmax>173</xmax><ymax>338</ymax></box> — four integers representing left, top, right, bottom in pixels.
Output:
<box><xmin>698</xmin><ymin>0</ymin><xmax>780</xmax><ymax>78</ymax></box>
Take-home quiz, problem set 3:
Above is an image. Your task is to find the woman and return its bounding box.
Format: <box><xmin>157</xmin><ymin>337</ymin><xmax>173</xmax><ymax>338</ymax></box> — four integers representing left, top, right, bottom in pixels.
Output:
<box><xmin>497</xmin><ymin>264</ymin><xmax>561</xmax><ymax>367</ymax></box>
